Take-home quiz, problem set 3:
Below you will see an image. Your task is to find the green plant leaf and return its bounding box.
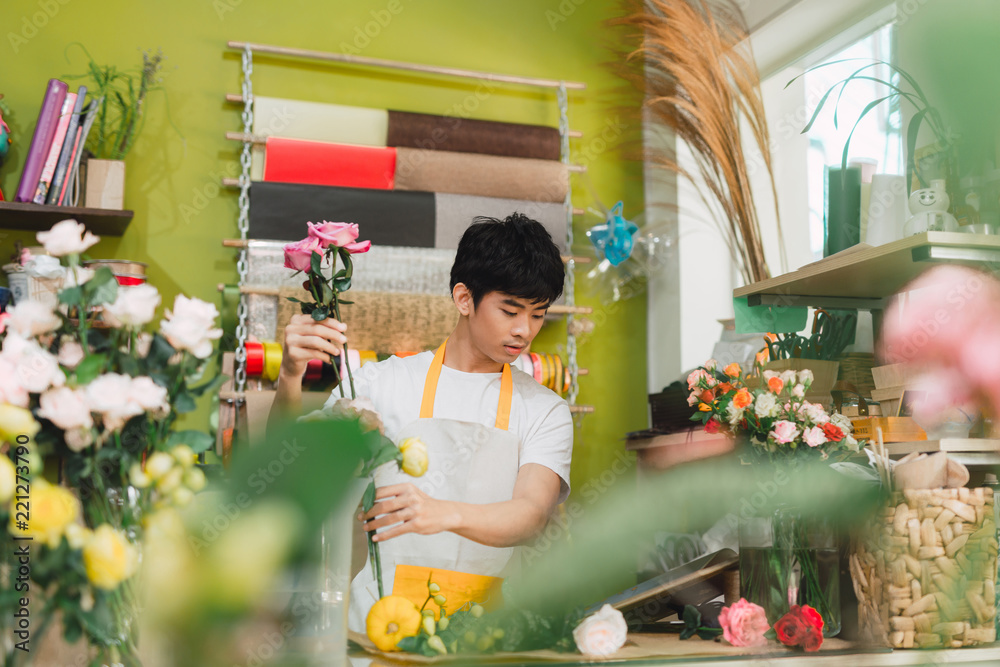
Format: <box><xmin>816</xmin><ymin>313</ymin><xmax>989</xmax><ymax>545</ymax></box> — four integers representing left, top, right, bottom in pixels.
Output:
<box><xmin>168</xmin><ymin>429</ymin><xmax>214</xmax><ymax>454</ymax></box>
<box><xmin>299</xmin><ymin>302</ymin><xmax>317</xmax><ymax>315</ymax></box>
<box><xmin>320</xmin><ymin>281</ymin><xmax>334</xmax><ymax>304</ymax></box>
<box><xmin>311</xmin><ymin>306</ymin><xmax>329</xmax><ymax>322</ymax></box>
<box><xmin>73</xmin><ymin>354</ymin><xmax>107</xmax><ymax>385</ymax></box>
<box><xmin>58</xmin><ymin>285</ymin><xmax>83</xmax><ymax>307</ymax></box>
<box><xmin>363</xmin><ymin>479</ymin><xmax>376</xmax><ymax>511</ymax></box>
<box><xmin>145</xmin><ymin>334</ymin><xmax>176</xmax><ymax>368</ymax></box>
<box><xmin>334</xmin><ymin>277</ymin><xmax>352</xmax><ymax>292</ymax></box>
<box><xmin>679</xmin><ymin>626</ymin><xmax>696</xmax><ymax>640</ymax></box>
<box><xmin>286</xmin><ymin>296</ymin><xmax>302</xmax><ymax>303</ymax></box>
<box><xmin>682</xmin><ymin>604</ymin><xmax>702</xmax><ymax>630</ymax></box>
<box><xmin>188</xmin><ymin>373</ymin><xmax>226</xmax><ymax>397</ymax></box>
<box><xmin>310</xmin><ymin>251</ymin><xmax>323</xmax><ymax>276</ymax></box>
<box><xmin>83</xmin><ymin>267</ymin><xmax>118</xmax><ymax>306</ymax></box>
<box><xmin>174</xmin><ymin>392</ymin><xmax>197</xmax><ymax>414</ymax></box>
<box><xmin>840</xmin><ymin>94</ymin><xmax>895</xmax><ymax>174</ymax></box>
<box><xmin>338</xmin><ymin>299</ymin><xmax>354</xmax><ymax>305</ymax></box>
<box><xmin>906</xmin><ymin>107</ymin><xmax>933</xmax><ymax>193</ymax></box>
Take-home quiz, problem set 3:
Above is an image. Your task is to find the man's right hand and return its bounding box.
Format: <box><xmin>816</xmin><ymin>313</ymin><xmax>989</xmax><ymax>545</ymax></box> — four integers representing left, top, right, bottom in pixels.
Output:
<box><xmin>280</xmin><ymin>313</ymin><xmax>348</xmax><ymax>379</ymax></box>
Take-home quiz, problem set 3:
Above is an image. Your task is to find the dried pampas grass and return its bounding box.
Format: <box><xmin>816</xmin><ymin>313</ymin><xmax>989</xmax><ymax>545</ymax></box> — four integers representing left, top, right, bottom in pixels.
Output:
<box><xmin>611</xmin><ymin>0</ymin><xmax>779</xmax><ymax>284</ymax></box>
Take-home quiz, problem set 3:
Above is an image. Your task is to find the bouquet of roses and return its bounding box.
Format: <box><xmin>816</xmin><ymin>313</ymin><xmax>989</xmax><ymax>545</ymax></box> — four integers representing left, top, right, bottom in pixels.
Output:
<box><xmin>687</xmin><ymin>360</ymin><xmax>861</xmax><ymax>461</ymax></box>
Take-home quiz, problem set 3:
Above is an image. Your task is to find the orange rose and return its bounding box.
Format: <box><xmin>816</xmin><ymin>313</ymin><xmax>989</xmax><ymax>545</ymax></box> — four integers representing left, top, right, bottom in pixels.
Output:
<box><xmin>724</xmin><ymin>363</ymin><xmax>741</xmax><ymax>378</ymax></box>
<box><xmin>717</xmin><ymin>383</ymin><xmax>733</xmax><ymax>395</ymax></box>
<box><xmin>733</xmin><ymin>388</ymin><xmax>752</xmax><ymax>409</ymax></box>
<box><xmin>700</xmin><ymin>390</ymin><xmax>714</xmax><ymax>404</ymax></box>
<box><xmin>767</xmin><ymin>377</ymin><xmax>784</xmax><ymax>394</ymax></box>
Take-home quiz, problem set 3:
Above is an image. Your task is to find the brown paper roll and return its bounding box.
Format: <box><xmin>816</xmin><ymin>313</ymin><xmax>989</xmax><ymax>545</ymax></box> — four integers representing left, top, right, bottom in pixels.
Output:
<box><xmin>394</xmin><ymin>148</ymin><xmax>569</xmax><ymax>203</ymax></box>
<box><xmin>387</xmin><ymin>110</ymin><xmax>561</xmax><ymax>160</ymax></box>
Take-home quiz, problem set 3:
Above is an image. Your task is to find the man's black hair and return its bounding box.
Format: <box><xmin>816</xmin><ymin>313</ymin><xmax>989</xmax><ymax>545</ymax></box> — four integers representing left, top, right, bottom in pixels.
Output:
<box><xmin>450</xmin><ymin>213</ymin><xmax>565</xmax><ymax>307</ymax></box>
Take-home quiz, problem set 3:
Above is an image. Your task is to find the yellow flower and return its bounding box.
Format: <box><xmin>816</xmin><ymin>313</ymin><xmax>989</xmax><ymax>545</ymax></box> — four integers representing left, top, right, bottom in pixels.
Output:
<box><xmin>9</xmin><ymin>479</ymin><xmax>79</xmax><ymax>547</ymax></box>
<box><xmin>698</xmin><ymin>403</ymin><xmax>712</xmax><ymax>412</ymax></box>
<box><xmin>0</xmin><ymin>405</ymin><xmax>40</xmax><ymax>444</ymax></box>
<box><xmin>0</xmin><ymin>456</ymin><xmax>15</xmax><ymax>505</ymax></box>
<box><xmin>83</xmin><ymin>524</ymin><xmax>138</xmax><ymax>590</ymax></box>
<box><xmin>399</xmin><ymin>438</ymin><xmax>428</xmax><ymax>477</ymax></box>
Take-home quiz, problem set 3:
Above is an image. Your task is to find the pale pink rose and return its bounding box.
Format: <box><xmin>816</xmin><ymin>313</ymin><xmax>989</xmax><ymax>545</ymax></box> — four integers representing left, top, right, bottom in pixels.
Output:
<box><xmin>0</xmin><ymin>356</ymin><xmax>29</xmax><ymax>407</ymax></box>
<box><xmin>686</xmin><ymin>393</ymin><xmax>699</xmax><ymax>406</ymax></box>
<box><xmin>37</xmin><ymin>387</ymin><xmax>94</xmax><ymax>431</ymax></box>
<box><xmin>130</xmin><ymin>376</ymin><xmax>170</xmax><ymax>415</ymax></box>
<box><xmin>791</xmin><ymin>384</ymin><xmax>805</xmax><ymax>398</ymax></box>
<box><xmin>57</xmin><ymin>341</ymin><xmax>85</xmax><ymax>370</ymax></box>
<box><xmin>802</xmin><ymin>402</ymin><xmax>829</xmax><ymax>424</ymax></box>
<box><xmin>572</xmin><ymin>604</ymin><xmax>628</xmax><ymax>657</ymax></box>
<box><xmin>5</xmin><ymin>301</ymin><xmax>61</xmax><ymax>337</ymax></box>
<box><xmin>703</xmin><ymin>359</ymin><xmax>718</xmax><ymax>371</ymax></box>
<box><xmin>687</xmin><ymin>369</ymin><xmax>713</xmax><ymax>390</ymax></box>
<box><xmin>103</xmin><ymin>284</ymin><xmax>161</xmax><ymax>328</ymax></box>
<box><xmin>282</xmin><ymin>236</ymin><xmax>323</xmax><ymax>272</ymax></box>
<box><xmin>159</xmin><ymin>295</ymin><xmax>222</xmax><ymax>359</ymax></box>
<box><xmin>12</xmin><ymin>344</ymin><xmax>65</xmax><ymax>394</ymax></box>
<box><xmin>36</xmin><ymin>219</ymin><xmax>99</xmax><ymax>256</ymax></box>
<box><xmin>770</xmin><ymin>420</ymin><xmax>800</xmax><ymax>444</ymax></box>
<box><xmin>307</xmin><ymin>221</ymin><xmax>359</xmax><ymax>248</ymax></box>
<box><xmin>802</xmin><ymin>425</ymin><xmax>828</xmax><ymax>448</ymax></box>
<box><xmin>719</xmin><ymin>598</ymin><xmax>769</xmax><ymax>647</ymax></box>
<box><xmin>65</xmin><ymin>427</ymin><xmax>95</xmax><ymax>452</ymax></box>
<box><xmin>86</xmin><ymin>374</ymin><xmax>144</xmax><ymax>430</ymax></box>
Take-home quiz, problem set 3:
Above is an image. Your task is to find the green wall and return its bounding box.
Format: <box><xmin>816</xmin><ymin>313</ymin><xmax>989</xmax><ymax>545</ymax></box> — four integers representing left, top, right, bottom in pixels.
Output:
<box><xmin>0</xmin><ymin>0</ymin><xmax>646</xmax><ymax>503</ymax></box>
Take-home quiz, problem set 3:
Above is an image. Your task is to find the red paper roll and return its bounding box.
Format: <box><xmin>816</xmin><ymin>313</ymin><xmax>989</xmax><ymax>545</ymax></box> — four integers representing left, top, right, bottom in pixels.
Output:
<box><xmin>245</xmin><ymin>341</ymin><xmax>264</xmax><ymax>377</ymax></box>
<box><xmin>114</xmin><ymin>275</ymin><xmax>145</xmax><ymax>286</ymax></box>
<box><xmin>263</xmin><ymin>137</ymin><xmax>397</xmax><ymax>190</ymax></box>
<box><xmin>305</xmin><ymin>358</ymin><xmax>323</xmax><ymax>382</ymax></box>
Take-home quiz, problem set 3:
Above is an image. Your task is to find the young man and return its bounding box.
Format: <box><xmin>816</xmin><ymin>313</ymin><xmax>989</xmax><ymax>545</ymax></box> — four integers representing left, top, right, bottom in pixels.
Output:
<box><xmin>271</xmin><ymin>213</ymin><xmax>573</xmax><ymax>630</ymax></box>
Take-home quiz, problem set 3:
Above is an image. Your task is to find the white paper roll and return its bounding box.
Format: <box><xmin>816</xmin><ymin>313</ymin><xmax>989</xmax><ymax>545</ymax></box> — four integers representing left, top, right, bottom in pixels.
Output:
<box><xmin>865</xmin><ymin>174</ymin><xmax>908</xmax><ymax>246</ymax></box>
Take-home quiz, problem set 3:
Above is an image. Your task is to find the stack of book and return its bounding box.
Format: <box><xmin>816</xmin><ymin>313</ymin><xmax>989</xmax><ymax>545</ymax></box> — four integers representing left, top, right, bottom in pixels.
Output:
<box><xmin>12</xmin><ymin>78</ymin><xmax>103</xmax><ymax>207</ymax></box>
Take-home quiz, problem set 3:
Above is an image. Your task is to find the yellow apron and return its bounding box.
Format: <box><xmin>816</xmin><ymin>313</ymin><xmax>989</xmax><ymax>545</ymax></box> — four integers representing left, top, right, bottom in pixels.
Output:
<box><xmin>348</xmin><ymin>340</ymin><xmax>521</xmax><ymax>631</ymax></box>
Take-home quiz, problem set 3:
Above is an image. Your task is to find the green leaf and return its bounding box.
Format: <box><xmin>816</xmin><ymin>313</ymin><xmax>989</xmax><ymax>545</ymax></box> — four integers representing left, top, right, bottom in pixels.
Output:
<box><xmin>679</xmin><ymin>626</ymin><xmax>696</xmax><ymax>640</ymax></box>
<box><xmin>188</xmin><ymin>373</ymin><xmax>226</xmax><ymax>397</ymax></box>
<box><xmin>320</xmin><ymin>281</ymin><xmax>334</xmax><ymax>304</ymax></box>
<box><xmin>168</xmin><ymin>429</ymin><xmax>214</xmax><ymax>454</ymax></box>
<box><xmin>146</xmin><ymin>334</ymin><xmax>177</xmax><ymax>368</ymax></box>
<box><xmin>299</xmin><ymin>302</ymin><xmax>317</xmax><ymax>315</ymax></box>
<box><xmin>174</xmin><ymin>392</ymin><xmax>197</xmax><ymax>413</ymax></box>
<box><xmin>682</xmin><ymin>604</ymin><xmax>702</xmax><ymax>630</ymax></box>
<box><xmin>310</xmin><ymin>250</ymin><xmax>323</xmax><ymax>276</ymax></box>
<box><xmin>338</xmin><ymin>299</ymin><xmax>354</xmax><ymax>305</ymax></box>
<box><xmin>362</xmin><ymin>479</ymin><xmax>376</xmax><ymax>511</ymax></box>
<box><xmin>396</xmin><ymin>636</ymin><xmax>423</xmax><ymax>652</ymax></box>
<box><xmin>696</xmin><ymin>628</ymin><xmax>723</xmax><ymax>640</ymax></box>
<box><xmin>334</xmin><ymin>277</ymin><xmax>352</xmax><ymax>292</ymax></box>
<box><xmin>84</xmin><ymin>267</ymin><xmax>118</xmax><ymax>306</ymax></box>
<box><xmin>333</xmin><ymin>269</ymin><xmax>347</xmax><ymax>279</ymax></box>
<box><xmin>311</xmin><ymin>307</ymin><xmax>329</xmax><ymax>322</ymax></box>
<box><xmin>58</xmin><ymin>285</ymin><xmax>83</xmax><ymax>307</ymax></box>
<box><xmin>286</xmin><ymin>296</ymin><xmax>302</xmax><ymax>304</ymax></box>
<box><xmin>368</xmin><ymin>441</ymin><xmax>400</xmax><ymax>472</ymax></box>
<box><xmin>73</xmin><ymin>354</ymin><xmax>107</xmax><ymax>385</ymax></box>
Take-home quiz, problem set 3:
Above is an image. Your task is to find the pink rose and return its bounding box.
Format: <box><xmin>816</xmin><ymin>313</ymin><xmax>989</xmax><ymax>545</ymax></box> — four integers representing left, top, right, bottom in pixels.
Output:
<box><xmin>687</xmin><ymin>368</ymin><xmax>713</xmax><ymax>390</ymax></box>
<box><xmin>343</xmin><ymin>239</ymin><xmax>371</xmax><ymax>254</ymax></box>
<box><xmin>719</xmin><ymin>598</ymin><xmax>769</xmax><ymax>647</ymax></box>
<box><xmin>283</xmin><ymin>237</ymin><xmax>323</xmax><ymax>272</ymax></box>
<box><xmin>159</xmin><ymin>295</ymin><xmax>223</xmax><ymax>359</ymax></box>
<box><xmin>307</xmin><ymin>221</ymin><xmax>359</xmax><ymax>248</ymax></box>
<box><xmin>37</xmin><ymin>387</ymin><xmax>94</xmax><ymax>432</ymax></box>
<box><xmin>769</xmin><ymin>419</ymin><xmax>799</xmax><ymax>444</ymax></box>
<box><xmin>0</xmin><ymin>356</ymin><xmax>29</xmax><ymax>407</ymax></box>
<box><xmin>802</xmin><ymin>425</ymin><xmax>828</xmax><ymax>448</ymax></box>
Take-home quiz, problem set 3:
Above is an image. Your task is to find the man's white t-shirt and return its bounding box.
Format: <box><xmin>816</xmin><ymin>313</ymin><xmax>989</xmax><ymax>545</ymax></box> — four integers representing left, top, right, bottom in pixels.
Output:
<box><xmin>325</xmin><ymin>351</ymin><xmax>573</xmax><ymax>502</ymax></box>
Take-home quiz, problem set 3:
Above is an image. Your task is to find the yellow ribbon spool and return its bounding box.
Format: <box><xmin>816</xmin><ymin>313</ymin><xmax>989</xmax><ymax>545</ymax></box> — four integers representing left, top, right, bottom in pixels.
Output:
<box><xmin>262</xmin><ymin>341</ymin><xmax>282</xmax><ymax>382</ymax></box>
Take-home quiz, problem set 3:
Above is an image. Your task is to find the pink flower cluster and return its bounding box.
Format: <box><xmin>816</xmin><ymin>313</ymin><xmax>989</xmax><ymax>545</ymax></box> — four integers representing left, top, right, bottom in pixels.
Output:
<box><xmin>283</xmin><ymin>221</ymin><xmax>371</xmax><ymax>272</ymax></box>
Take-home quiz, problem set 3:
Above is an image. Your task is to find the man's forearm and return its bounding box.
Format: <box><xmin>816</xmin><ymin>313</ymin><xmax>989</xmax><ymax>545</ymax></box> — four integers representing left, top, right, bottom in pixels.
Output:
<box><xmin>446</xmin><ymin>498</ymin><xmax>550</xmax><ymax>548</ymax></box>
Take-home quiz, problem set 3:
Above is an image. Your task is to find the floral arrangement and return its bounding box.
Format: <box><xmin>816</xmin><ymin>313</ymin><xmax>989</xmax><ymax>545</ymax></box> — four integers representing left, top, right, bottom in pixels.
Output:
<box><xmin>0</xmin><ymin>219</ymin><xmax>223</xmax><ymax>664</ymax></box>
<box><xmin>687</xmin><ymin>360</ymin><xmax>860</xmax><ymax>461</ymax></box>
<box><xmin>711</xmin><ymin>598</ymin><xmax>825</xmax><ymax>652</ymax></box>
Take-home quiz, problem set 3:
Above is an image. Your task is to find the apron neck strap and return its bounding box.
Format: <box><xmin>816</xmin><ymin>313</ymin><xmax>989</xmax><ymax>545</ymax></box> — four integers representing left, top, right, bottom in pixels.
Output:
<box><xmin>419</xmin><ymin>339</ymin><xmax>513</xmax><ymax>431</ymax></box>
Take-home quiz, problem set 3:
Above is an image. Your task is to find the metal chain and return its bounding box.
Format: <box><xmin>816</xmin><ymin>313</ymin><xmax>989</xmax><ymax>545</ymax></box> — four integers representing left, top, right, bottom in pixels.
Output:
<box><xmin>234</xmin><ymin>45</ymin><xmax>254</xmax><ymax>395</ymax></box>
<box><xmin>557</xmin><ymin>83</ymin><xmax>579</xmax><ymax>406</ymax></box>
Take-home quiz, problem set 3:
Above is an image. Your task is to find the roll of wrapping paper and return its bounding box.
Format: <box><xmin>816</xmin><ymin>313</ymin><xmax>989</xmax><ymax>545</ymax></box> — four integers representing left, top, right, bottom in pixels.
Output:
<box><xmin>434</xmin><ymin>193</ymin><xmax>567</xmax><ymax>251</ymax></box>
<box><xmin>387</xmin><ymin>110</ymin><xmax>560</xmax><ymax>161</ymax></box>
<box><xmin>262</xmin><ymin>341</ymin><xmax>282</xmax><ymax>382</ymax></box>
<box><xmin>358</xmin><ymin>350</ymin><xmax>378</xmax><ymax>366</ymax></box>
<box><xmin>245</xmin><ymin>341</ymin><xmax>264</xmax><ymax>377</ymax></box>
<box><xmin>394</xmin><ymin>148</ymin><xmax>569</xmax><ymax>203</ymax></box>
<box><xmin>249</xmin><ymin>182</ymin><xmax>436</xmax><ymax>247</ymax></box>
<box><xmin>262</xmin><ymin>138</ymin><xmax>397</xmax><ymax>190</ymax></box>
<box><xmin>305</xmin><ymin>358</ymin><xmax>323</xmax><ymax>382</ymax></box>
<box><xmin>251</xmin><ymin>97</ymin><xmax>389</xmax><ymax>180</ymax></box>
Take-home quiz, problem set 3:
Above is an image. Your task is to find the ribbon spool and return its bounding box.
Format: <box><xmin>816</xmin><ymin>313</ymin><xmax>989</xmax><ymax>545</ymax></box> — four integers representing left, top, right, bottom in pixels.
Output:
<box><xmin>262</xmin><ymin>342</ymin><xmax>282</xmax><ymax>382</ymax></box>
<box><xmin>359</xmin><ymin>350</ymin><xmax>378</xmax><ymax>366</ymax></box>
<box><xmin>305</xmin><ymin>359</ymin><xmax>324</xmax><ymax>382</ymax></box>
<box><xmin>530</xmin><ymin>352</ymin><xmax>542</xmax><ymax>383</ymax></box>
<box><xmin>245</xmin><ymin>341</ymin><xmax>264</xmax><ymax>377</ymax></box>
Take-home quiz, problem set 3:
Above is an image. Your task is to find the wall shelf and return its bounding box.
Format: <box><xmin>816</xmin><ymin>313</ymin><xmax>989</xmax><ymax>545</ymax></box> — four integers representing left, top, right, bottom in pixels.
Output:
<box><xmin>0</xmin><ymin>201</ymin><xmax>134</xmax><ymax>236</ymax></box>
<box><xmin>734</xmin><ymin>232</ymin><xmax>1000</xmax><ymax>308</ymax></box>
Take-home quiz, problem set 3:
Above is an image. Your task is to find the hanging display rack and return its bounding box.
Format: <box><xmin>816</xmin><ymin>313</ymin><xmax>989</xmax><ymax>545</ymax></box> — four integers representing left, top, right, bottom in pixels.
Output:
<box><xmin>225</xmin><ymin>40</ymin><xmax>591</xmax><ymax>413</ymax></box>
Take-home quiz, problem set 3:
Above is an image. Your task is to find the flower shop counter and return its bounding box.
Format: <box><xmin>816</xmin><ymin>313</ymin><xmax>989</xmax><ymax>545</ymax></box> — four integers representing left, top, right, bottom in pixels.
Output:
<box><xmin>348</xmin><ymin>633</ymin><xmax>1000</xmax><ymax>666</ymax></box>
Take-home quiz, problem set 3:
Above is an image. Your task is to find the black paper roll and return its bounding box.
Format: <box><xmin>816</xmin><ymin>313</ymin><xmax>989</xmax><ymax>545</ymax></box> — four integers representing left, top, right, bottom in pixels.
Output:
<box><xmin>249</xmin><ymin>182</ymin><xmax>436</xmax><ymax>247</ymax></box>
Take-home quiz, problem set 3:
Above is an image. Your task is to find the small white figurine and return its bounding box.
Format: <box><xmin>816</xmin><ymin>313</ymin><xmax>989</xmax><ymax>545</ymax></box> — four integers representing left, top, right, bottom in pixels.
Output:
<box><xmin>904</xmin><ymin>179</ymin><xmax>958</xmax><ymax>235</ymax></box>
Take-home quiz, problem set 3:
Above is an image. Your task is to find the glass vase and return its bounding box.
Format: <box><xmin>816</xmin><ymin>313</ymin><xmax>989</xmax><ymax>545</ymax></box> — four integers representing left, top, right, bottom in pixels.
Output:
<box><xmin>739</xmin><ymin>506</ymin><xmax>841</xmax><ymax>636</ymax></box>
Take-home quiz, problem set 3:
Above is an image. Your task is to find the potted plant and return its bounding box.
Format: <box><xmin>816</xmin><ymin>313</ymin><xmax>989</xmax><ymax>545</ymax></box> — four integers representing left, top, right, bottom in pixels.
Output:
<box><xmin>65</xmin><ymin>45</ymin><xmax>169</xmax><ymax>209</ymax></box>
<box><xmin>761</xmin><ymin>310</ymin><xmax>857</xmax><ymax>405</ymax></box>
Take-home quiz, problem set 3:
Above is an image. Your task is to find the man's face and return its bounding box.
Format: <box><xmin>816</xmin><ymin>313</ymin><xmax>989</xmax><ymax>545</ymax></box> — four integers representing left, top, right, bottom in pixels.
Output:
<box><xmin>469</xmin><ymin>291</ymin><xmax>549</xmax><ymax>363</ymax></box>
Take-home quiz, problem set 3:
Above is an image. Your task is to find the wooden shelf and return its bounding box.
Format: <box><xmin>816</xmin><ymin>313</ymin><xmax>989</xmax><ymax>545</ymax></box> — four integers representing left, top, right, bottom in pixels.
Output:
<box><xmin>734</xmin><ymin>232</ymin><xmax>1000</xmax><ymax>308</ymax></box>
<box><xmin>0</xmin><ymin>201</ymin><xmax>134</xmax><ymax>236</ymax></box>
<box><xmin>883</xmin><ymin>438</ymin><xmax>1000</xmax><ymax>466</ymax></box>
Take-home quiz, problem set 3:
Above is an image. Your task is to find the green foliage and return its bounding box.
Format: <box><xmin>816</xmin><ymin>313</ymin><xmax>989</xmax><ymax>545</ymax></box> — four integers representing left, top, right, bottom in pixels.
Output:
<box><xmin>766</xmin><ymin>310</ymin><xmax>857</xmax><ymax>361</ymax></box>
<box><xmin>679</xmin><ymin>605</ymin><xmax>723</xmax><ymax>641</ymax></box>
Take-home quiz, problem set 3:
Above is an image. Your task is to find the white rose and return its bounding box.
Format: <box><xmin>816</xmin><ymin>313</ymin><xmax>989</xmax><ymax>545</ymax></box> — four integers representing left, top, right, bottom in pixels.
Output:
<box><xmin>135</xmin><ymin>333</ymin><xmax>153</xmax><ymax>358</ymax></box>
<box><xmin>103</xmin><ymin>284</ymin><xmax>161</xmax><ymax>328</ymax></box>
<box><xmin>57</xmin><ymin>340</ymin><xmax>85</xmax><ymax>369</ymax></box>
<box><xmin>762</xmin><ymin>370</ymin><xmax>778</xmax><ymax>381</ymax></box>
<box><xmin>831</xmin><ymin>413</ymin><xmax>852</xmax><ymax>431</ymax></box>
<box><xmin>36</xmin><ymin>219</ymin><xmax>100</xmax><ymax>257</ymax></box>
<box><xmin>63</xmin><ymin>266</ymin><xmax>95</xmax><ymax>288</ymax></box>
<box><xmin>791</xmin><ymin>383</ymin><xmax>805</xmax><ymax>398</ymax></box>
<box><xmin>37</xmin><ymin>387</ymin><xmax>94</xmax><ymax>431</ymax></box>
<box><xmin>130</xmin><ymin>376</ymin><xmax>169</xmax><ymax>414</ymax></box>
<box><xmin>780</xmin><ymin>370</ymin><xmax>797</xmax><ymax>387</ymax></box>
<box><xmin>573</xmin><ymin>604</ymin><xmax>628</xmax><ymax>657</ymax></box>
<box><xmin>65</xmin><ymin>427</ymin><xmax>95</xmax><ymax>452</ymax></box>
<box><xmin>0</xmin><ymin>356</ymin><xmax>29</xmax><ymax>407</ymax></box>
<box><xmin>13</xmin><ymin>344</ymin><xmax>65</xmax><ymax>394</ymax></box>
<box><xmin>726</xmin><ymin>402</ymin><xmax>745</xmax><ymax>426</ymax></box>
<box><xmin>754</xmin><ymin>392</ymin><xmax>777</xmax><ymax>418</ymax></box>
<box><xmin>159</xmin><ymin>295</ymin><xmax>222</xmax><ymax>359</ymax></box>
<box><xmin>802</xmin><ymin>401</ymin><xmax>829</xmax><ymax>424</ymax></box>
<box><xmin>798</xmin><ymin>369</ymin><xmax>814</xmax><ymax>386</ymax></box>
<box><xmin>5</xmin><ymin>301</ymin><xmax>61</xmax><ymax>337</ymax></box>
<box><xmin>85</xmin><ymin>374</ymin><xmax>144</xmax><ymax>430</ymax></box>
